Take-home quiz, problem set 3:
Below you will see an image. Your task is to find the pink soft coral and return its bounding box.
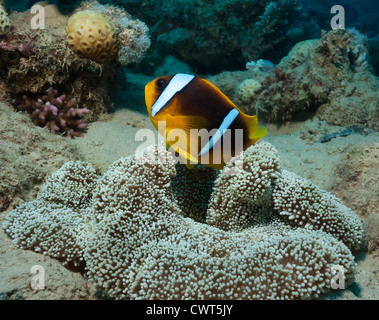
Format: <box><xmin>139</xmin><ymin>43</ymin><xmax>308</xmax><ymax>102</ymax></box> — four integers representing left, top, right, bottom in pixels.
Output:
<box><xmin>17</xmin><ymin>87</ymin><xmax>90</xmax><ymax>138</ymax></box>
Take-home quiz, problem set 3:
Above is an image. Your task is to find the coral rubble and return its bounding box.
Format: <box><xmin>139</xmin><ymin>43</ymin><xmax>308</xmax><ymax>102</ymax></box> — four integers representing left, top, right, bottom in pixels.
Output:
<box><xmin>3</xmin><ymin>143</ymin><xmax>364</xmax><ymax>300</ymax></box>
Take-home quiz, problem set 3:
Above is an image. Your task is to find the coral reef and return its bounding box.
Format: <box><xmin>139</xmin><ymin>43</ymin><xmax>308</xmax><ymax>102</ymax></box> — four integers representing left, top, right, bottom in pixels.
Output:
<box><xmin>66</xmin><ymin>10</ymin><xmax>118</xmax><ymax>63</ymax></box>
<box><xmin>17</xmin><ymin>87</ymin><xmax>90</xmax><ymax>138</ymax></box>
<box><xmin>3</xmin><ymin>143</ymin><xmax>364</xmax><ymax>300</ymax></box>
<box><xmin>117</xmin><ymin>18</ymin><xmax>150</xmax><ymax>66</ymax></box>
<box><xmin>75</xmin><ymin>1</ymin><xmax>150</xmax><ymax>65</ymax></box>
<box><xmin>153</xmin><ymin>55</ymin><xmax>193</xmax><ymax>77</ymax></box>
<box><xmin>317</xmin><ymin>29</ymin><xmax>370</xmax><ymax>72</ymax></box>
<box><xmin>0</xmin><ymin>1</ymin><xmax>149</xmax><ymax>122</ymax></box>
<box><xmin>0</xmin><ymin>101</ymin><xmax>78</xmax><ymax>212</ymax></box>
<box><xmin>0</xmin><ymin>2</ymin><xmax>9</xmax><ymax>36</ymax></box>
<box><xmin>0</xmin><ymin>40</ymin><xmax>33</xmax><ymax>70</ymax></box>
<box><xmin>216</xmin><ymin>29</ymin><xmax>379</xmax><ymax>130</ymax></box>
<box><xmin>0</xmin><ymin>4</ymin><xmax>113</xmax><ymax>120</ymax></box>
<box><xmin>121</xmin><ymin>0</ymin><xmax>300</xmax><ymax>74</ymax></box>
<box><xmin>242</xmin><ymin>0</ymin><xmax>300</xmax><ymax>63</ymax></box>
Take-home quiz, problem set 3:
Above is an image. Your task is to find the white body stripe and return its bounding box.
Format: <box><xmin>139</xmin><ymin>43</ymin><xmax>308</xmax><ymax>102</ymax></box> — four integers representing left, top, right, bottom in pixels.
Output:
<box><xmin>198</xmin><ymin>108</ymin><xmax>239</xmax><ymax>156</ymax></box>
<box><xmin>151</xmin><ymin>73</ymin><xmax>195</xmax><ymax>117</ymax></box>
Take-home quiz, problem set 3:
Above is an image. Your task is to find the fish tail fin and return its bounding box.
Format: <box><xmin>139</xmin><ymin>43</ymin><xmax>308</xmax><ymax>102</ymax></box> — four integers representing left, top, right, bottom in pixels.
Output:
<box><xmin>244</xmin><ymin>114</ymin><xmax>267</xmax><ymax>143</ymax></box>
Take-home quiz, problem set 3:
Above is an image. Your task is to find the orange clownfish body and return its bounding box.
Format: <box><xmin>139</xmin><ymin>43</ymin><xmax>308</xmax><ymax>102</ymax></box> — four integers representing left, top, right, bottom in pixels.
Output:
<box><xmin>145</xmin><ymin>73</ymin><xmax>267</xmax><ymax>169</ymax></box>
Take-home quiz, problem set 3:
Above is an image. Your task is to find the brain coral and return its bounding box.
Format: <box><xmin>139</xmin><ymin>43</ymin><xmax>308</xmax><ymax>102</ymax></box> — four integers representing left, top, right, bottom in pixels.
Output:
<box><xmin>66</xmin><ymin>10</ymin><xmax>118</xmax><ymax>63</ymax></box>
<box><xmin>78</xmin><ymin>1</ymin><xmax>151</xmax><ymax>66</ymax></box>
<box><xmin>0</xmin><ymin>4</ymin><xmax>10</xmax><ymax>36</ymax></box>
<box><xmin>3</xmin><ymin>143</ymin><xmax>364</xmax><ymax>300</ymax></box>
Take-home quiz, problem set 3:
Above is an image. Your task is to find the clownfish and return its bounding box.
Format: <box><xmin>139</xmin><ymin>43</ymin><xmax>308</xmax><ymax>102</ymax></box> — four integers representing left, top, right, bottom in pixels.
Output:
<box><xmin>145</xmin><ymin>73</ymin><xmax>267</xmax><ymax>169</ymax></box>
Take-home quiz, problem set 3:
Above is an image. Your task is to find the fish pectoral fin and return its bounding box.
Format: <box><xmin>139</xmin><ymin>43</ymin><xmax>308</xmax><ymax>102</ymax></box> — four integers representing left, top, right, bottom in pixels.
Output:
<box><xmin>165</xmin><ymin>115</ymin><xmax>209</xmax><ymax>164</ymax></box>
<box><xmin>167</xmin><ymin>115</ymin><xmax>209</xmax><ymax>133</ymax></box>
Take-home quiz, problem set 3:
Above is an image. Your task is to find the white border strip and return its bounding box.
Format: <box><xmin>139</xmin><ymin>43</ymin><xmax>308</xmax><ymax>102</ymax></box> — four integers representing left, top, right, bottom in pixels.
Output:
<box><xmin>151</xmin><ymin>73</ymin><xmax>195</xmax><ymax>117</ymax></box>
<box><xmin>198</xmin><ymin>108</ymin><xmax>239</xmax><ymax>156</ymax></box>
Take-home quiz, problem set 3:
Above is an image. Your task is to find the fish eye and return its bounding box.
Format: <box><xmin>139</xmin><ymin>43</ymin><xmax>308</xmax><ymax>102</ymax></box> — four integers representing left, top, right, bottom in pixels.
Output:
<box><xmin>155</xmin><ymin>78</ymin><xmax>166</xmax><ymax>90</ymax></box>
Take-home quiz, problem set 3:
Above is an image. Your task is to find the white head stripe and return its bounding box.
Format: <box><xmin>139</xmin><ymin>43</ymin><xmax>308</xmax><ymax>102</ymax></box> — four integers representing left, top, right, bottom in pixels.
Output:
<box><xmin>151</xmin><ymin>73</ymin><xmax>195</xmax><ymax>117</ymax></box>
<box><xmin>198</xmin><ymin>108</ymin><xmax>239</xmax><ymax>156</ymax></box>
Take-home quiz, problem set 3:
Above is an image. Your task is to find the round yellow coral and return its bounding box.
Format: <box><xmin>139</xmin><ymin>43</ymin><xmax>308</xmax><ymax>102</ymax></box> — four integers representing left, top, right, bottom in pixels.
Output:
<box><xmin>66</xmin><ymin>10</ymin><xmax>118</xmax><ymax>63</ymax></box>
<box><xmin>0</xmin><ymin>4</ymin><xmax>10</xmax><ymax>36</ymax></box>
<box><xmin>237</xmin><ymin>78</ymin><xmax>262</xmax><ymax>102</ymax></box>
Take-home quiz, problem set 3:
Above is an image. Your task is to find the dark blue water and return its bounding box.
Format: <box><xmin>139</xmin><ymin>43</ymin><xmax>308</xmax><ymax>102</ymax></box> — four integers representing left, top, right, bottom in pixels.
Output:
<box><xmin>5</xmin><ymin>0</ymin><xmax>378</xmax><ymax>36</ymax></box>
<box><xmin>303</xmin><ymin>0</ymin><xmax>379</xmax><ymax>37</ymax></box>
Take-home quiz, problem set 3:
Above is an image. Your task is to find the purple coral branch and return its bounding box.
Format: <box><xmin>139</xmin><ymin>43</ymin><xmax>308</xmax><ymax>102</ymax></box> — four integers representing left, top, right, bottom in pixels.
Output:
<box><xmin>16</xmin><ymin>87</ymin><xmax>90</xmax><ymax>138</ymax></box>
